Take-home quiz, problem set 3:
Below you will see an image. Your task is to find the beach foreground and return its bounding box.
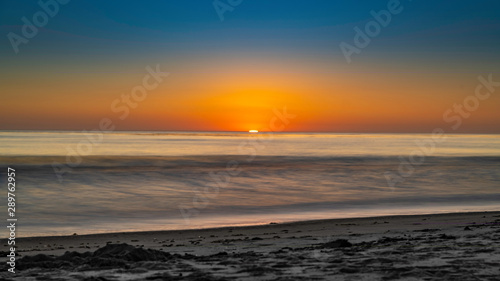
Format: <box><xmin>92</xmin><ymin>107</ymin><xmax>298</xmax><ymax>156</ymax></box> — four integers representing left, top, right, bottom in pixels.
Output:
<box><xmin>2</xmin><ymin>212</ymin><xmax>500</xmax><ymax>280</ymax></box>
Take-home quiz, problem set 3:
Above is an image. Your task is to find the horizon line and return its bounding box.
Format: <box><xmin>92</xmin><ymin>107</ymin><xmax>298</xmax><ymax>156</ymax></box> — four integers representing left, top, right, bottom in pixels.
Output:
<box><xmin>1</xmin><ymin>129</ymin><xmax>499</xmax><ymax>135</ymax></box>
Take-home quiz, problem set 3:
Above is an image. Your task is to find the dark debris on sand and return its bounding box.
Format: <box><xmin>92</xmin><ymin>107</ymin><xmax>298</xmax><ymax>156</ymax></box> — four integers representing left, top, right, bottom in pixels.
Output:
<box><xmin>18</xmin><ymin>243</ymin><xmax>174</xmax><ymax>270</ymax></box>
<box><xmin>12</xmin><ymin>244</ymin><xmax>229</xmax><ymax>281</ymax></box>
<box><xmin>317</xmin><ymin>239</ymin><xmax>352</xmax><ymax>249</ymax></box>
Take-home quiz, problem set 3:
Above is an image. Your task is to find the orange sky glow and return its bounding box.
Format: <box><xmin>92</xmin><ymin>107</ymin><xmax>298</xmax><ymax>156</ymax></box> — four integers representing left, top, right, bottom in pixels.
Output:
<box><xmin>1</xmin><ymin>57</ymin><xmax>499</xmax><ymax>133</ymax></box>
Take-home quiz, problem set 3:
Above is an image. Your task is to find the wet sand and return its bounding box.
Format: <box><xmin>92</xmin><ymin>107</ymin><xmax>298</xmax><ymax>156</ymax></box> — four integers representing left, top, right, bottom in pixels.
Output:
<box><xmin>2</xmin><ymin>211</ymin><xmax>500</xmax><ymax>280</ymax></box>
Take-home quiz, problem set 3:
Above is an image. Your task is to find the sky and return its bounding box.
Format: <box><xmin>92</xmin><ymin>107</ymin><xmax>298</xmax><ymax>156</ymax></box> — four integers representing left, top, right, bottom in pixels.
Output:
<box><xmin>1</xmin><ymin>0</ymin><xmax>500</xmax><ymax>133</ymax></box>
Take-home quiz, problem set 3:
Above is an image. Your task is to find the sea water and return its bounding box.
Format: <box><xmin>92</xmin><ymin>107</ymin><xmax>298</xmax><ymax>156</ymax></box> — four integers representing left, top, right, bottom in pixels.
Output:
<box><xmin>1</xmin><ymin>131</ymin><xmax>499</xmax><ymax>237</ymax></box>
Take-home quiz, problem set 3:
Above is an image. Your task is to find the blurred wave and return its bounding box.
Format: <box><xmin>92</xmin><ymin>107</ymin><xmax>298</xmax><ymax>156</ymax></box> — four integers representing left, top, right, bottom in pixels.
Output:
<box><xmin>1</xmin><ymin>154</ymin><xmax>499</xmax><ymax>237</ymax></box>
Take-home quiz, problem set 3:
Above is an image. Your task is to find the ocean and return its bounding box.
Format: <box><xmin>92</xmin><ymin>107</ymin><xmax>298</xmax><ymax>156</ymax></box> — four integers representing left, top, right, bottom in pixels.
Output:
<box><xmin>1</xmin><ymin>131</ymin><xmax>499</xmax><ymax>237</ymax></box>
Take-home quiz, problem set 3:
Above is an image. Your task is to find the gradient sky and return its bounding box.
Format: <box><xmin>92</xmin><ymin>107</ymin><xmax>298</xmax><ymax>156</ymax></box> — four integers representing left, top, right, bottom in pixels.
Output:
<box><xmin>1</xmin><ymin>0</ymin><xmax>500</xmax><ymax>132</ymax></box>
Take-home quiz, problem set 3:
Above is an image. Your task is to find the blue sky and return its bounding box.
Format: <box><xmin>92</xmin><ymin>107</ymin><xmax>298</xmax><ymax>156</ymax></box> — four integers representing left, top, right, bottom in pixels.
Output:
<box><xmin>2</xmin><ymin>0</ymin><xmax>500</xmax><ymax>62</ymax></box>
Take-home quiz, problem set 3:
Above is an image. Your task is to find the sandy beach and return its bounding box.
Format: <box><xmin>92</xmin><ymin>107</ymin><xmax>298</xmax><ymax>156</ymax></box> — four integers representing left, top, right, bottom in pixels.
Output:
<box><xmin>2</xmin><ymin>211</ymin><xmax>499</xmax><ymax>280</ymax></box>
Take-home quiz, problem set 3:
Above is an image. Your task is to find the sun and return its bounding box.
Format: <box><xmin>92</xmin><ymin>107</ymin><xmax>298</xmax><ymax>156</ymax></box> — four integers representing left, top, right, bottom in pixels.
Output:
<box><xmin>249</xmin><ymin>130</ymin><xmax>259</xmax><ymax>133</ymax></box>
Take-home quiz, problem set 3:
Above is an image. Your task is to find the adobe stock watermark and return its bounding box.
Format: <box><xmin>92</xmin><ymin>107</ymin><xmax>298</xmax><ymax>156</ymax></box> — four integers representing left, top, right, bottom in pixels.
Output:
<box><xmin>7</xmin><ymin>0</ymin><xmax>70</xmax><ymax>54</ymax></box>
<box><xmin>179</xmin><ymin>106</ymin><xmax>296</xmax><ymax>223</ymax></box>
<box><xmin>52</xmin><ymin>64</ymin><xmax>169</xmax><ymax>182</ymax></box>
<box><xmin>213</xmin><ymin>0</ymin><xmax>243</xmax><ymax>21</ymax></box>
<box><xmin>340</xmin><ymin>0</ymin><xmax>411</xmax><ymax>64</ymax></box>
<box><xmin>385</xmin><ymin>73</ymin><xmax>500</xmax><ymax>188</ymax></box>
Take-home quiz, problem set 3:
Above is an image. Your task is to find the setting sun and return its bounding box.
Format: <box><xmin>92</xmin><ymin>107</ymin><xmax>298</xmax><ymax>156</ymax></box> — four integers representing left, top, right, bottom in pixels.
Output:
<box><xmin>249</xmin><ymin>130</ymin><xmax>259</xmax><ymax>133</ymax></box>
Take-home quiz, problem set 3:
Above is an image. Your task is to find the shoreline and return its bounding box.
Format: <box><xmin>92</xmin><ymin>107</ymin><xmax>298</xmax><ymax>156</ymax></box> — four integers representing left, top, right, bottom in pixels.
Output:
<box><xmin>16</xmin><ymin>210</ymin><xmax>500</xmax><ymax>240</ymax></box>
